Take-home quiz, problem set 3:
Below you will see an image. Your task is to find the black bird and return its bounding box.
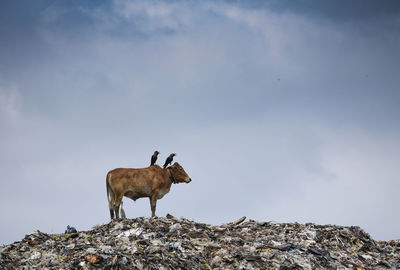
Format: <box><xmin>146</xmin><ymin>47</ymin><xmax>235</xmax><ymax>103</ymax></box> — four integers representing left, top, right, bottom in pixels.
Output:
<box><xmin>163</xmin><ymin>153</ymin><xmax>176</xmax><ymax>168</ymax></box>
<box><xmin>151</xmin><ymin>151</ymin><xmax>159</xmax><ymax>166</ymax></box>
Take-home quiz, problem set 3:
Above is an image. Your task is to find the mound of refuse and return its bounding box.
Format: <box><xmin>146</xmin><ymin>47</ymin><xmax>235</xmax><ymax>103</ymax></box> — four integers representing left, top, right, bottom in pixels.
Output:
<box><xmin>1</xmin><ymin>215</ymin><xmax>399</xmax><ymax>269</ymax></box>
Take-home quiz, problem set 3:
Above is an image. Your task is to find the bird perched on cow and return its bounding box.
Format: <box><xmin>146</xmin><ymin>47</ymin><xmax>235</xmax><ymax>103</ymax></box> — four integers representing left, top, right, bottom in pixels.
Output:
<box><xmin>151</xmin><ymin>150</ymin><xmax>159</xmax><ymax>166</ymax></box>
<box><xmin>163</xmin><ymin>153</ymin><xmax>176</xmax><ymax>168</ymax></box>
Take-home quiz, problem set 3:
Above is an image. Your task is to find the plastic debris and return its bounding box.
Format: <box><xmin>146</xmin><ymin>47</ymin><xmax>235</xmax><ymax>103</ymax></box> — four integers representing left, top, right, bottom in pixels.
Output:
<box><xmin>65</xmin><ymin>225</ymin><xmax>77</xmax><ymax>234</ymax></box>
<box><xmin>29</xmin><ymin>251</ymin><xmax>41</xmax><ymax>260</ymax></box>
<box><xmin>1</xmin><ymin>216</ymin><xmax>399</xmax><ymax>269</ymax></box>
<box><xmin>85</xmin><ymin>254</ymin><xmax>99</xmax><ymax>264</ymax></box>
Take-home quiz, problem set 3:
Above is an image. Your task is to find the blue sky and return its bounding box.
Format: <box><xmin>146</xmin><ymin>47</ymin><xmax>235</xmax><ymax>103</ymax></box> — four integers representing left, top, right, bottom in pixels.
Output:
<box><xmin>1</xmin><ymin>0</ymin><xmax>400</xmax><ymax>244</ymax></box>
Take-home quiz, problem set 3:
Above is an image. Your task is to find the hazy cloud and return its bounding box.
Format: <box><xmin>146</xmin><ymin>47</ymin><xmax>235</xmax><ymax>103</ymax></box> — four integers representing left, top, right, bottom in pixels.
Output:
<box><xmin>1</xmin><ymin>0</ymin><xmax>399</xmax><ymax>244</ymax></box>
<box><xmin>0</xmin><ymin>86</ymin><xmax>21</xmax><ymax>122</ymax></box>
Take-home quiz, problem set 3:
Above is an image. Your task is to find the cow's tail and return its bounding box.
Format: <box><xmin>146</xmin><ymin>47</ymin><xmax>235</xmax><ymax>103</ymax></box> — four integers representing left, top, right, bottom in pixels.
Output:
<box><xmin>106</xmin><ymin>172</ymin><xmax>114</xmax><ymax>209</ymax></box>
<box><xmin>106</xmin><ymin>172</ymin><xmax>126</xmax><ymax>218</ymax></box>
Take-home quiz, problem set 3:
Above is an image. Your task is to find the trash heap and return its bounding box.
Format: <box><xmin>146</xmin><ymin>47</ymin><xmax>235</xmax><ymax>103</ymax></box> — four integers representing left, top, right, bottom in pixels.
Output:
<box><xmin>1</xmin><ymin>215</ymin><xmax>399</xmax><ymax>269</ymax></box>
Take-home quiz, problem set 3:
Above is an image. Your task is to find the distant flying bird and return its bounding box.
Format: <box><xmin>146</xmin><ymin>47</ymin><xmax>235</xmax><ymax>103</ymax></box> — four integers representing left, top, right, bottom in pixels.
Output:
<box><xmin>151</xmin><ymin>151</ymin><xmax>159</xmax><ymax>166</ymax></box>
<box><xmin>163</xmin><ymin>153</ymin><xmax>176</xmax><ymax>168</ymax></box>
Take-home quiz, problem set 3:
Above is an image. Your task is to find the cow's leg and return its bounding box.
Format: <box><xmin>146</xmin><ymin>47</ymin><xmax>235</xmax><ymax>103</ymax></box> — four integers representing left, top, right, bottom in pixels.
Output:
<box><xmin>120</xmin><ymin>201</ymin><xmax>126</xmax><ymax>219</ymax></box>
<box><xmin>114</xmin><ymin>204</ymin><xmax>120</xmax><ymax>219</ymax></box>
<box><xmin>149</xmin><ymin>196</ymin><xmax>157</xmax><ymax>217</ymax></box>
<box><xmin>114</xmin><ymin>195</ymin><xmax>123</xmax><ymax>219</ymax></box>
<box><xmin>110</xmin><ymin>208</ymin><xmax>115</xmax><ymax>219</ymax></box>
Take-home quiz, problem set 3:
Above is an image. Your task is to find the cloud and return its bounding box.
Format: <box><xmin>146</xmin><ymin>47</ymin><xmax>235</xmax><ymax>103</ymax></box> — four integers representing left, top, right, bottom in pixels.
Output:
<box><xmin>238</xmin><ymin>0</ymin><xmax>400</xmax><ymax>22</ymax></box>
<box><xmin>112</xmin><ymin>0</ymin><xmax>186</xmax><ymax>31</ymax></box>
<box><xmin>0</xmin><ymin>86</ymin><xmax>21</xmax><ymax>122</ymax></box>
<box><xmin>0</xmin><ymin>0</ymin><xmax>400</xmax><ymax>244</ymax></box>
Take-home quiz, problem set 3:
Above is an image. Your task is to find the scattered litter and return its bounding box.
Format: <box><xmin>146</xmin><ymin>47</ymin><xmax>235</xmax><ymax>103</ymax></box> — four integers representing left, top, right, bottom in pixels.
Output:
<box><xmin>29</xmin><ymin>251</ymin><xmax>41</xmax><ymax>260</ymax></box>
<box><xmin>85</xmin><ymin>254</ymin><xmax>99</xmax><ymax>264</ymax></box>
<box><xmin>169</xmin><ymin>223</ymin><xmax>182</xmax><ymax>233</ymax></box>
<box><xmin>1</xmin><ymin>216</ymin><xmax>399</xmax><ymax>269</ymax></box>
<box><xmin>65</xmin><ymin>225</ymin><xmax>77</xmax><ymax>234</ymax></box>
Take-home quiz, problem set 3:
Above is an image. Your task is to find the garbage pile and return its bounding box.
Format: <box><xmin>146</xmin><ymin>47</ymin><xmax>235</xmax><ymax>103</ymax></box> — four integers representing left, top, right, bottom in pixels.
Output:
<box><xmin>1</xmin><ymin>215</ymin><xmax>399</xmax><ymax>269</ymax></box>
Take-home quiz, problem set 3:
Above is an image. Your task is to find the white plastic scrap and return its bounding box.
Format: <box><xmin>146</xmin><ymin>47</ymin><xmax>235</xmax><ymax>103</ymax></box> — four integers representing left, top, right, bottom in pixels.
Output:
<box><xmin>29</xmin><ymin>251</ymin><xmax>41</xmax><ymax>260</ymax></box>
<box><xmin>169</xmin><ymin>223</ymin><xmax>182</xmax><ymax>233</ymax></box>
<box><xmin>117</xmin><ymin>228</ymin><xmax>143</xmax><ymax>238</ymax></box>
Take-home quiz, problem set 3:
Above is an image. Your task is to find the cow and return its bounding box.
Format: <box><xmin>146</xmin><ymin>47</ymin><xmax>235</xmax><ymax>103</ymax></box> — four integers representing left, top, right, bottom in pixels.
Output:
<box><xmin>106</xmin><ymin>162</ymin><xmax>191</xmax><ymax>219</ymax></box>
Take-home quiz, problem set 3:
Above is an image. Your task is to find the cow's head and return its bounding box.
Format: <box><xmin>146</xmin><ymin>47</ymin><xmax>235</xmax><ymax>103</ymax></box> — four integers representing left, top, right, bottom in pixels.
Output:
<box><xmin>169</xmin><ymin>162</ymin><xmax>192</xmax><ymax>183</ymax></box>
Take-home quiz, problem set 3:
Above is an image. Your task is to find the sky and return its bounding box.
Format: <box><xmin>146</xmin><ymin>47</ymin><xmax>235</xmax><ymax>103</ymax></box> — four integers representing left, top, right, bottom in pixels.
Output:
<box><xmin>1</xmin><ymin>0</ymin><xmax>400</xmax><ymax>245</ymax></box>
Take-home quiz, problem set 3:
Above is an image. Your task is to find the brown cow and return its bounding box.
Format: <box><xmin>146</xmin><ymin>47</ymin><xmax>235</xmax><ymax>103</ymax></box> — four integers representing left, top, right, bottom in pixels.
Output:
<box><xmin>106</xmin><ymin>162</ymin><xmax>191</xmax><ymax>219</ymax></box>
